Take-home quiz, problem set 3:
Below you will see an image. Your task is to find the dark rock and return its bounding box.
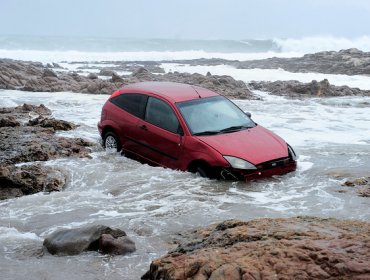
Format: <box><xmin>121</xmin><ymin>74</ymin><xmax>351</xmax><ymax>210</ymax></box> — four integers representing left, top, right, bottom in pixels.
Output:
<box><xmin>43</xmin><ymin>225</ymin><xmax>135</xmax><ymax>256</ymax></box>
<box><xmin>0</xmin><ymin>164</ymin><xmax>65</xmax><ymax>200</ymax></box>
<box><xmin>0</xmin><ymin>104</ymin><xmax>93</xmax><ymax>165</ymax></box>
<box><xmin>142</xmin><ymin>217</ymin><xmax>370</xmax><ymax>280</ymax></box>
<box><xmin>87</xmin><ymin>73</ymin><xmax>98</xmax><ymax>80</ymax></box>
<box><xmin>0</xmin><ymin>116</ymin><xmax>20</xmax><ymax>127</ymax></box>
<box><xmin>111</xmin><ymin>72</ymin><xmax>124</xmax><ymax>83</ymax></box>
<box><xmin>28</xmin><ymin>116</ymin><xmax>77</xmax><ymax>131</ymax></box>
<box><xmin>248</xmin><ymin>79</ymin><xmax>370</xmax><ymax>97</ymax></box>
<box><xmin>42</xmin><ymin>68</ymin><xmax>58</xmax><ymax>78</ymax></box>
<box><xmin>99</xmin><ymin>68</ymin><xmax>116</xmax><ymax>76</ymax></box>
<box><xmin>100</xmin><ymin>233</ymin><xmax>136</xmax><ymax>255</ymax></box>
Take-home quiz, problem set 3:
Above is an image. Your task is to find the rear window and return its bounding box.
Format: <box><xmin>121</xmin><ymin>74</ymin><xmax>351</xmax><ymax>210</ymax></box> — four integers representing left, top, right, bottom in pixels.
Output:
<box><xmin>110</xmin><ymin>93</ymin><xmax>148</xmax><ymax>119</ymax></box>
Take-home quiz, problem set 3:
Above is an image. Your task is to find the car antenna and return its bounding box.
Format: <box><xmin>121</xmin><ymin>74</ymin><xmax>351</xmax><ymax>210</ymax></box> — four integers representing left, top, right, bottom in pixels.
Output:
<box><xmin>191</xmin><ymin>86</ymin><xmax>202</xmax><ymax>99</ymax></box>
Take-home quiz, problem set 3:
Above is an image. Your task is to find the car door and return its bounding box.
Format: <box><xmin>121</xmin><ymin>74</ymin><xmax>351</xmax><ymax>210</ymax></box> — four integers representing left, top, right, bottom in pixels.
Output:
<box><xmin>135</xmin><ymin>96</ymin><xmax>184</xmax><ymax>168</ymax></box>
<box><xmin>109</xmin><ymin>93</ymin><xmax>148</xmax><ymax>152</ymax></box>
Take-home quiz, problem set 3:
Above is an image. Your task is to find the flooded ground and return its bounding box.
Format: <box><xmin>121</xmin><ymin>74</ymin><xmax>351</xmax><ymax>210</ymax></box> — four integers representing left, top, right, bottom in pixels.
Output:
<box><xmin>0</xmin><ymin>90</ymin><xmax>369</xmax><ymax>279</ymax></box>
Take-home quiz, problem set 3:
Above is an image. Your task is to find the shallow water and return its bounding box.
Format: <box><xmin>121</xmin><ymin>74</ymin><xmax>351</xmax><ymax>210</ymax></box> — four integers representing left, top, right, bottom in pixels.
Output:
<box><xmin>0</xmin><ymin>90</ymin><xmax>369</xmax><ymax>279</ymax></box>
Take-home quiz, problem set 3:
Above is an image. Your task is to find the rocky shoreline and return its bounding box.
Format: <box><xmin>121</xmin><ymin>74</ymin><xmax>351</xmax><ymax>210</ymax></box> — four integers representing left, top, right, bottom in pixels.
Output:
<box><xmin>143</xmin><ymin>217</ymin><xmax>370</xmax><ymax>279</ymax></box>
<box><xmin>0</xmin><ymin>104</ymin><xmax>94</xmax><ymax>200</ymax></box>
<box><xmin>2</xmin><ymin>54</ymin><xmax>370</xmax><ymax>100</ymax></box>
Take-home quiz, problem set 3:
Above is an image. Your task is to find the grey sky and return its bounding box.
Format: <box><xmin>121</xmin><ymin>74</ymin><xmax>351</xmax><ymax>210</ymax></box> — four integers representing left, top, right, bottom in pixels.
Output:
<box><xmin>1</xmin><ymin>0</ymin><xmax>370</xmax><ymax>39</ymax></box>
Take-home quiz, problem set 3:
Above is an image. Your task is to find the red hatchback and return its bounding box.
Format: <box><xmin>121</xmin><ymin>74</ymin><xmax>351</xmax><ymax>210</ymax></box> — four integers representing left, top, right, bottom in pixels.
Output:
<box><xmin>98</xmin><ymin>82</ymin><xmax>297</xmax><ymax>180</ymax></box>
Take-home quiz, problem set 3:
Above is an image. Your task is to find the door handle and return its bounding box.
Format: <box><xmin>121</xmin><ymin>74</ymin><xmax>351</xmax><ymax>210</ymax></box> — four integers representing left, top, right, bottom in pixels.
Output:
<box><xmin>139</xmin><ymin>124</ymin><xmax>148</xmax><ymax>131</ymax></box>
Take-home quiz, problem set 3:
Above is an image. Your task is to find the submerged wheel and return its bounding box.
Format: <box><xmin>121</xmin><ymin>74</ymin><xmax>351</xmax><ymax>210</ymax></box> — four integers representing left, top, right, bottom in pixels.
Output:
<box><xmin>103</xmin><ymin>131</ymin><xmax>121</xmax><ymax>152</ymax></box>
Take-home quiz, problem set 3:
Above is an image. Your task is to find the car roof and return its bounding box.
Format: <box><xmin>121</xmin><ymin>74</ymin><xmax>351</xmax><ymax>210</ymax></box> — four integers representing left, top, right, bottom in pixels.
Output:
<box><xmin>120</xmin><ymin>81</ymin><xmax>219</xmax><ymax>103</ymax></box>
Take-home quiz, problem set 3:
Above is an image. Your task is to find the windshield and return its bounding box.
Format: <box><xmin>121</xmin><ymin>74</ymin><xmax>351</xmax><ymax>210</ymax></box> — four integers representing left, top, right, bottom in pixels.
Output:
<box><xmin>177</xmin><ymin>96</ymin><xmax>255</xmax><ymax>136</ymax></box>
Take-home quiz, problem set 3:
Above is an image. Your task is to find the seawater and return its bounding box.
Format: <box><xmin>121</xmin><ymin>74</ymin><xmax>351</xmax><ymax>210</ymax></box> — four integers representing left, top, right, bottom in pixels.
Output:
<box><xmin>0</xmin><ymin>89</ymin><xmax>369</xmax><ymax>279</ymax></box>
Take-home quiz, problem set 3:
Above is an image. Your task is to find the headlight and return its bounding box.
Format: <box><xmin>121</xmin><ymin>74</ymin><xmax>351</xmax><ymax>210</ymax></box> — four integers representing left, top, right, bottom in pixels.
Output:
<box><xmin>223</xmin><ymin>156</ymin><xmax>257</xmax><ymax>170</ymax></box>
<box><xmin>287</xmin><ymin>144</ymin><xmax>297</xmax><ymax>161</ymax></box>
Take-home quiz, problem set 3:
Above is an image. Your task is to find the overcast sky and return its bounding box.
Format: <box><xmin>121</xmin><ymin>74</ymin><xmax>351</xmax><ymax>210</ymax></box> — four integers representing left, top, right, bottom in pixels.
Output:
<box><xmin>1</xmin><ymin>0</ymin><xmax>370</xmax><ymax>39</ymax></box>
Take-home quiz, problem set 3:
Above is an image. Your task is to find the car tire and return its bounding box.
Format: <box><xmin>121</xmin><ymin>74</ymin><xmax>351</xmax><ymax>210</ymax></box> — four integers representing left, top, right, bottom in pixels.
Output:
<box><xmin>103</xmin><ymin>131</ymin><xmax>121</xmax><ymax>152</ymax></box>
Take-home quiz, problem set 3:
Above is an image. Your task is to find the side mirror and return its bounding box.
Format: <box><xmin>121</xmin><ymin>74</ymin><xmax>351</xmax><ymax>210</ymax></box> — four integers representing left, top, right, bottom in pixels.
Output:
<box><xmin>245</xmin><ymin>112</ymin><xmax>252</xmax><ymax>118</ymax></box>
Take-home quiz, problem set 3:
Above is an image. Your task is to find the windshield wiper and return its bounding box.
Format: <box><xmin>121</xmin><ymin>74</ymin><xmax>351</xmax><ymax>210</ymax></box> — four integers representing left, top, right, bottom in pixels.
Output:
<box><xmin>193</xmin><ymin>130</ymin><xmax>221</xmax><ymax>136</ymax></box>
<box><xmin>220</xmin><ymin>125</ymin><xmax>251</xmax><ymax>133</ymax></box>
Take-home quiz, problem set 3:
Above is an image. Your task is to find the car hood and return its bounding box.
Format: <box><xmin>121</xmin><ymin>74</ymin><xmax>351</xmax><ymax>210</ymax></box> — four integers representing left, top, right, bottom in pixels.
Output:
<box><xmin>197</xmin><ymin>125</ymin><xmax>288</xmax><ymax>165</ymax></box>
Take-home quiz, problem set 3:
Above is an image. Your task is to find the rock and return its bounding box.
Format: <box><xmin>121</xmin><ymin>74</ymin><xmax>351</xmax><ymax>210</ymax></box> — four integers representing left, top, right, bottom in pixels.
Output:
<box><xmin>43</xmin><ymin>225</ymin><xmax>135</xmax><ymax>256</ymax></box>
<box><xmin>0</xmin><ymin>164</ymin><xmax>65</xmax><ymax>200</ymax></box>
<box><xmin>87</xmin><ymin>73</ymin><xmax>98</xmax><ymax>80</ymax></box>
<box><xmin>0</xmin><ymin>104</ymin><xmax>93</xmax><ymax>165</ymax></box>
<box><xmin>0</xmin><ymin>115</ymin><xmax>20</xmax><ymax>127</ymax></box>
<box><xmin>236</xmin><ymin>48</ymin><xmax>370</xmax><ymax>76</ymax></box>
<box><xmin>358</xmin><ymin>188</ymin><xmax>370</xmax><ymax>197</ymax></box>
<box><xmin>248</xmin><ymin>79</ymin><xmax>370</xmax><ymax>97</ymax></box>
<box><xmin>142</xmin><ymin>217</ymin><xmax>370</xmax><ymax>280</ymax></box>
<box><xmin>111</xmin><ymin>72</ymin><xmax>124</xmax><ymax>83</ymax></box>
<box><xmin>100</xmin><ymin>233</ymin><xmax>136</xmax><ymax>255</ymax></box>
<box><xmin>42</xmin><ymin>68</ymin><xmax>58</xmax><ymax>78</ymax></box>
<box><xmin>0</xmin><ymin>104</ymin><xmax>94</xmax><ymax>200</ymax></box>
<box><xmin>28</xmin><ymin>116</ymin><xmax>77</xmax><ymax>131</ymax></box>
<box><xmin>99</xmin><ymin>68</ymin><xmax>116</xmax><ymax>76</ymax></box>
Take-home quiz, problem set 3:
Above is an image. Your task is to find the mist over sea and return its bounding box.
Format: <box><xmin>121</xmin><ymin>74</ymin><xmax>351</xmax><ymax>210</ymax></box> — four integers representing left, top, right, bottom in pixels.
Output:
<box><xmin>1</xmin><ymin>35</ymin><xmax>370</xmax><ymax>63</ymax></box>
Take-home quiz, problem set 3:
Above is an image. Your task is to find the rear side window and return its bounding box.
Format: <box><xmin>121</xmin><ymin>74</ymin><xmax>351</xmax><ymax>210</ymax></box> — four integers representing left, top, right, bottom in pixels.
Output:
<box><xmin>145</xmin><ymin>97</ymin><xmax>179</xmax><ymax>133</ymax></box>
<box><xmin>110</xmin><ymin>93</ymin><xmax>148</xmax><ymax>119</ymax></box>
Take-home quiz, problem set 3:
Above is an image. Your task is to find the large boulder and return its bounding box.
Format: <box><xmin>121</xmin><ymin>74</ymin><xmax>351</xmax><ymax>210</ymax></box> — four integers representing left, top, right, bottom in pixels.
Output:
<box><xmin>142</xmin><ymin>217</ymin><xmax>370</xmax><ymax>280</ymax></box>
<box><xmin>43</xmin><ymin>225</ymin><xmax>136</xmax><ymax>256</ymax></box>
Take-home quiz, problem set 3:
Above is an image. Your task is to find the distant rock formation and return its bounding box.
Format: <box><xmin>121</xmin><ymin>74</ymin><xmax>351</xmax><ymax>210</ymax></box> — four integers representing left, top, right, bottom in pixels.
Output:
<box><xmin>248</xmin><ymin>79</ymin><xmax>370</xmax><ymax>97</ymax></box>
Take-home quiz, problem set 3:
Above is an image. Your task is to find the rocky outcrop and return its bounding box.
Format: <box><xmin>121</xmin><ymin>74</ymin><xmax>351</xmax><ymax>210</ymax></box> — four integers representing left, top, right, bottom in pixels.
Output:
<box><xmin>0</xmin><ymin>104</ymin><xmax>93</xmax><ymax>199</ymax></box>
<box><xmin>342</xmin><ymin>177</ymin><xmax>370</xmax><ymax>197</ymax></box>
<box><xmin>0</xmin><ymin>59</ymin><xmax>123</xmax><ymax>94</ymax></box>
<box><xmin>0</xmin><ymin>59</ymin><xmax>255</xmax><ymax>99</ymax></box>
<box><xmin>0</xmin><ymin>164</ymin><xmax>65</xmax><ymax>200</ymax></box>
<box><xmin>43</xmin><ymin>225</ymin><xmax>136</xmax><ymax>256</ymax></box>
<box><xmin>248</xmin><ymin>79</ymin><xmax>370</xmax><ymax>97</ymax></box>
<box><xmin>237</xmin><ymin>48</ymin><xmax>370</xmax><ymax>76</ymax></box>
<box><xmin>142</xmin><ymin>217</ymin><xmax>370</xmax><ymax>280</ymax></box>
<box><xmin>128</xmin><ymin>67</ymin><xmax>255</xmax><ymax>99</ymax></box>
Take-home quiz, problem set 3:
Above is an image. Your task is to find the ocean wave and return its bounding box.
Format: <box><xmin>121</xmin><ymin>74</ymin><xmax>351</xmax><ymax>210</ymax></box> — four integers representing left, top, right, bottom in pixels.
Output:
<box><xmin>0</xmin><ymin>49</ymin><xmax>301</xmax><ymax>63</ymax></box>
<box><xmin>274</xmin><ymin>36</ymin><xmax>370</xmax><ymax>53</ymax></box>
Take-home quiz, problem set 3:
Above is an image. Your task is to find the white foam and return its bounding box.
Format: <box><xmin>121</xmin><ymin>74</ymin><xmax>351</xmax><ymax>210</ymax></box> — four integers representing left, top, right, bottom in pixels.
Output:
<box><xmin>274</xmin><ymin>36</ymin><xmax>370</xmax><ymax>53</ymax></box>
<box><xmin>0</xmin><ymin>49</ymin><xmax>302</xmax><ymax>63</ymax></box>
<box><xmin>161</xmin><ymin>63</ymin><xmax>370</xmax><ymax>90</ymax></box>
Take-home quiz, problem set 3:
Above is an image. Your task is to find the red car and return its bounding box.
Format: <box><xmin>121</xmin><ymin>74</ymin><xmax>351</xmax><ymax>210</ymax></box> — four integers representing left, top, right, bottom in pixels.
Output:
<box><xmin>98</xmin><ymin>82</ymin><xmax>297</xmax><ymax>180</ymax></box>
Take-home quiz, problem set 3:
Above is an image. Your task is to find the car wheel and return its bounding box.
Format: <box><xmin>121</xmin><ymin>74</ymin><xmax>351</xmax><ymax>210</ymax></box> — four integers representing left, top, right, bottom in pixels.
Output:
<box><xmin>103</xmin><ymin>131</ymin><xmax>121</xmax><ymax>153</ymax></box>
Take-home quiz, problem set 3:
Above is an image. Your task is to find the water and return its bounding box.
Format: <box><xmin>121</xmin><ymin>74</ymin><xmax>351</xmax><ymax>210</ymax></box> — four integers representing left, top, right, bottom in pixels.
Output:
<box><xmin>0</xmin><ymin>89</ymin><xmax>369</xmax><ymax>279</ymax></box>
<box><xmin>1</xmin><ymin>34</ymin><xmax>370</xmax><ymax>279</ymax></box>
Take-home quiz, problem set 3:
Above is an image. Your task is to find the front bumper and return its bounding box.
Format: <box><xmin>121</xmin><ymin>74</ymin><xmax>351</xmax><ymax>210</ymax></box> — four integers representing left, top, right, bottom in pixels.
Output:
<box><xmin>221</xmin><ymin>158</ymin><xmax>297</xmax><ymax>180</ymax></box>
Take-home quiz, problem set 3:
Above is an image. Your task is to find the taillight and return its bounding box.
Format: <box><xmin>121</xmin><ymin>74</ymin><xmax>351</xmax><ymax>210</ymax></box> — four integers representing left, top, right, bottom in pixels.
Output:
<box><xmin>110</xmin><ymin>89</ymin><xmax>122</xmax><ymax>99</ymax></box>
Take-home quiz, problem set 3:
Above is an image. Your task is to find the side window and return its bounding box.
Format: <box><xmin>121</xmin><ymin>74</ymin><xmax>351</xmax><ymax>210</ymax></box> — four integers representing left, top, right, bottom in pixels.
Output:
<box><xmin>145</xmin><ymin>97</ymin><xmax>180</xmax><ymax>133</ymax></box>
<box><xmin>110</xmin><ymin>93</ymin><xmax>148</xmax><ymax>119</ymax></box>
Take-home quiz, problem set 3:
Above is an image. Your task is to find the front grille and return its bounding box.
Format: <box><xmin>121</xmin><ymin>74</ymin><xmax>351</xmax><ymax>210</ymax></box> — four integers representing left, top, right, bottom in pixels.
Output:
<box><xmin>256</xmin><ymin>157</ymin><xmax>291</xmax><ymax>170</ymax></box>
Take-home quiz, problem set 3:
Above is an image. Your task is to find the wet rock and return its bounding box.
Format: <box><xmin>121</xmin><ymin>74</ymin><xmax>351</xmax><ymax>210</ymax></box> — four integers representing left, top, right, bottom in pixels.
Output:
<box><xmin>236</xmin><ymin>48</ymin><xmax>370</xmax><ymax>76</ymax></box>
<box><xmin>42</xmin><ymin>68</ymin><xmax>58</xmax><ymax>78</ymax></box>
<box><xmin>43</xmin><ymin>225</ymin><xmax>136</xmax><ymax>256</ymax></box>
<box><xmin>0</xmin><ymin>164</ymin><xmax>65</xmax><ymax>200</ymax></box>
<box><xmin>0</xmin><ymin>115</ymin><xmax>20</xmax><ymax>127</ymax></box>
<box><xmin>358</xmin><ymin>188</ymin><xmax>370</xmax><ymax>197</ymax></box>
<box><xmin>248</xmin><ymin>79</ymin><xmax>370</xmax><ymax>97</ymax></box>
<box><xmin>99</xmin><ymin>68</ymin><xmax>116</xmax><ymax>76</ymax></box>
<box><xmin>0</xmin><ymin>104</ymin><xmax>93</xmax><ymax>165</ymax></box>
<box><xmin>0</xmin><ymin>59</ymin><xmax>255</xmax><ymax>99</ymax></box>
<box><xmin>87</xmin><ymin>73</ymin><xmax>98</xmax><ymax>79</ymax></box>
<box><xmin>0</xmin><ymin>104</ymin><xmax>93</xmax><ymax>200</ymax></box>
<box><xmin>142</xmin><ymin>217</ymin><xmax>370</xmax><ymax>280</ymax></box>
<box><xmin>28</xmin><ymin>116</ymin><xmax>77</xmax><ymax>131</ymax></box>
<box><xmin>343</xmin><ymin>177</ymin><xmax>369</xmax><ymax>187</ymax></box>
